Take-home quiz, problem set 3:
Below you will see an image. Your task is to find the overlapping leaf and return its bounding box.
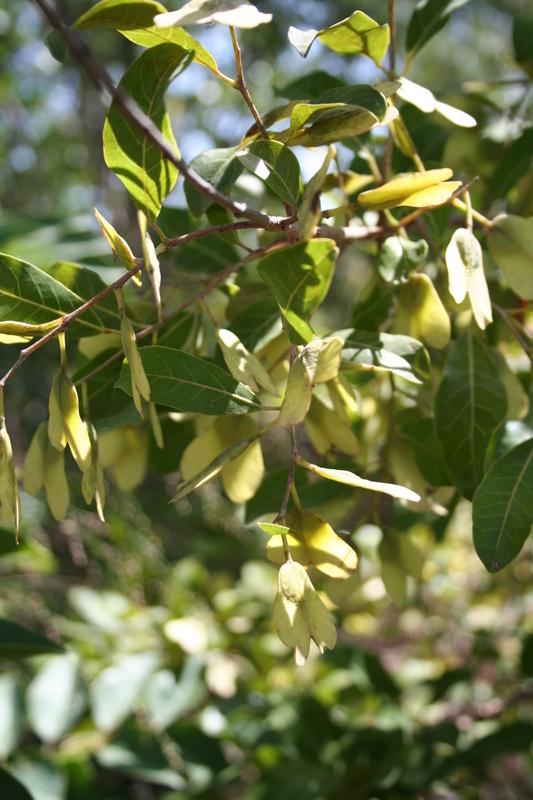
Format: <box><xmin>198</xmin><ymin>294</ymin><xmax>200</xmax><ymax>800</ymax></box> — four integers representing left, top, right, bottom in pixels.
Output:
<box><xmin>289</xmin><ymin>11</ymin><xmax>389</xmax><ymax>62</ymax></box>
<box><xmin>340</xmin><ymin>329</ymin><xmax>431</xmax><ymax>383</ymax></box>
<box><xmin>103</xmin><ymin>43</ymin><xmax>194</xmax><ymax>223</ymax></box>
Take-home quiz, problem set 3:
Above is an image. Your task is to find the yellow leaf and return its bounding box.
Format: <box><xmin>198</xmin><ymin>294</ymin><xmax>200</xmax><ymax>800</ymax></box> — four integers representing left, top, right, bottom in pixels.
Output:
<box><xmin>304</xmin><ymin>396</ymin><xmax>359</xmax><ymax>457</ymax></box>
<box><xmin>149</xmin><ymin>403</ymin><xmax>164</xmax><ymax>449</ymax></box>
<box><xmin>120</xmin><ymin>318</ymin><xmax>151</xmax><ymax>416</ymax></box>
<box><xmin>391</xmin><ymin>274</ymin><xmax>451</xmax><ymax>349</ymax></box>
<box><xmin>43</xmin><ymin>442</ymin><xmax>70</xmax><ymax>522</ymax></box>
<box><xmin>78</xmin><ymin>332</ymin><xmax>122</xmax><ymax>360</ymax></box>
<box><xmin>397</xmin><ymin>181</ymin><xmax>461</xmax><ymax>208</ymax></box>
<box><xmin>274</xmin><ymin>561</ymin><xmax>337</xmax><ymax>665</ymax></box>
<box><xmin>327</xmin><ymin>373</ymin><xmax>357</xmax><ymax>424</ymax></box>
<box><xmin>23</xmin><ymin>422</ymin><xmax>48</xmax><ymax>496</ymax></box>
<box><xmin>267</xmin><ymin>509</ymin><xmax>357</xmax><ymax>580</ymax></box>
<box><xmin>302</xmin><ymin>338</ymin><xmax>344</xmax><ymax>384</ymax></box>
<box><xmin>59</xmin><ymin>376</ymin><xmax>92</xmax><ymax>473</ymax></box>
<box><xmin>138</xmin><ymin>210</ymin><xmax>162</xmax><ymax>317</ymax></box>
<box><xmin>215</xmin><ymin>328</ymin><xmax>280</xmax><ymax>397</ymax></box>
<box><xmin>379</xmin><ymin>536</ymin><xmax>406</xmax><ymax>605</ymax></box>
<box><xmin>278</xmin><ymin>356</ymin><xmax>312</xmax><ymax>426</ymax></box>
<box><xmin>358</xmin><ymin>168</ymin><xmax>456</xmax><ymax>210</ymax></box>
<box><xmin>295</xmin><ymin>455</ymin><xmax>421</xmax><ymax>503</ymax></box>
<box><xmin>95</xmin><ymin>207</ymin><xmax>141</xmax><ymax>285</ymax></box>
<box><xmin>0</xmin><ymin>419</ymin><xmax>21</xmax><ymax>533</ymax></box>
<box><xmin>99</xmin><ymin>425</ymin><xmax>149</xmax><ymax>491</ymax></box>
<box><xmin>48</xmin><ymin>373</ymin><xmax>67</xmax><ymax>451</ymax></box>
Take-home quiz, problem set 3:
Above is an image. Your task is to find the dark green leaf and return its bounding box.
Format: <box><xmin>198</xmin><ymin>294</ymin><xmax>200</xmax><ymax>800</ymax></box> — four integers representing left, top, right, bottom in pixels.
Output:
<box><xmin>46</xmin><ymin>30</ymin><xmax>68</xmax><ymax>64</ymax></box>
<box><xmin>72</xmin><ymin>351</ymin><xmax>130</xmax><ymax>423</ymax></box>
<box><xmin>0</xmin><ymin>253</ymin><xmax>103</xmax><ymax>337</ymax></box>
<box><xmin>341</xmin><ymin>329</ymin><xmax>431</xmax><ymax>384</ymax></box>
<box><xmin>521</xmin><ymin>633</ymin><xmax>533</xmax><ymax>677</ymax></box>
<box><xmin>319</xmin><ymin>85</ymin><xmax>387</xmax><ymax>122</ymax></box>
<box><xmin>473</xmin><ymin>436</ymin><xmax>533</xmax><ymax>572</ymax></box>
<box><xmin>48</xmin><ymin>261</ymin><xmax>121</xmax><ymax>331</ymax></box>
<box><xmin>184</xmin><ymin>147</ymin><xmax>243</xmax><ymax>218</ymax></box>
<box><xmin>275</xmin><ymin>71</ymin><xmax>344</xmax><ymax>101</ymax></box>
<box><xmin>0</xmin><ymin>767</ymin><xmax>35</xmax><ymax>800</ymax></box>
<box><xmin>158</xmin><ymin>207</ymin><xmax>240</xmax><ymax>272</ymax></box>
<box><xmin>286</xmin><ymin>103</ymin><xmax>379</xmax><ymax>147</ymax></box>
<box><xmin>96</xmin><ymin>726</ymin><xmax>184</xmax><ymax>789</ymax></box>
<box><xmin>0</xmin><ymin>619</ymin><xmax>63</xmax><ymax>659</ymax></box>
<box><xmin>487</xmin><ymin>214</ymin><xmax>533</xmax><ymax>300</ymax></box>
<box><xmin>103</xmin><ymin>43</ymin><xmax>194</xmax><ymax>223</ymax></box>
<box><xmin>457</xmin><ymin>721</ymin><xmax>533</xmax><ymax>763</ymax></box>
<box><xmin>406</xmin><ymin>0</ymin><xmax>471</xmax><ymax>56</ymax></box>
<box><xmin>513</xmin><ymin>15</ymin><xmax>533</xmax><ymax>65</ymax></box>
<box><xmin>236</xmin><ymin>141</ymin><xmax>301</xmax><ymax>206</ymax></box>
<box><xmin>435</xmin><ymin>332</ymin><xmax>507</xmax><ymax>500</ymax></box>
<box><xmin>401</xmin><ymin>418</ymin><xmax>451</xmax><ymax>487</ymax></box>
<box><xmin>149</xmin><ymin>417</ymin><xmax>196</xmax><ymax>475</ymax></box>
<box><xmin>230</xmin><ymin>298</ymin><xmax>281</xmax><ymax>352</ymax></box>
<box><xmin>256</xmin><ymin>240</ymin><xmax>338</xmax><ymax>345</ymax></box>
<box><xmin>116</xmin><ymin>346</ymin><xmax>262</xmax><ymax>414</ymax></box>
<box><xmin>489</xmin><ymin>129</ymin><xmax>533</xmax><ymax>199</ymax></box>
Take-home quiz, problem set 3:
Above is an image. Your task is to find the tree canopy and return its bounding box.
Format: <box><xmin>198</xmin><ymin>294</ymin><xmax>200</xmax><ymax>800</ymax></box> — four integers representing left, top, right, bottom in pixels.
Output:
<box><xmin>1</xmin><ymin>0</ymin><xmax>533</xmax><ymax>798</ymax></box>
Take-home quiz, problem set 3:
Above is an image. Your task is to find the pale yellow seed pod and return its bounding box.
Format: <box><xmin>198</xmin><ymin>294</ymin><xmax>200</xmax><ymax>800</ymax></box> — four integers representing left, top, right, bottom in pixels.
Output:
<box><xmin>48</xmin><ymin>373</ymin><xmax>67</xmax><ymax>451</ymax></box>
<box><xmin>23</xmin><ymin>422</ymin><xmax>48</xmax><ymax>496</ymax></box>
<box><xmin>43</xmin><ymin>441</ymin><xmax>70</xmax><ymax>522</ymax></box>
<box><xmin>120</xmin><ymin>318</ymin><xmax>151</xmax><ymax>417</ymax></box>
<box><xmin>0</xmin><ymin>420</ymin><xmax>21</xmax><ymax>533</ymax></box>
<box><xmin>358</xmin><ymin>168</ymin><xmax>454</xmax><ymax>210</ymax></box>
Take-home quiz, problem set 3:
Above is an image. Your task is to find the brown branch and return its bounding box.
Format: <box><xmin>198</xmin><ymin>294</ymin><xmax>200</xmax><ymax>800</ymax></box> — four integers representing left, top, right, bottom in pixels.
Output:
<box><xmin>75</xmin><ymin>237</ymin><xmax>290</xmax><ymax>386</ymax></box>
<box><xmin>31</xmin><ymin>0</ymin><xmax>291</xmax><ymax>232</ymax></box>
<box><xmin>229</xmin><ymin>26</ymin><xmax>269</xmax><ymax>141</ymax></box>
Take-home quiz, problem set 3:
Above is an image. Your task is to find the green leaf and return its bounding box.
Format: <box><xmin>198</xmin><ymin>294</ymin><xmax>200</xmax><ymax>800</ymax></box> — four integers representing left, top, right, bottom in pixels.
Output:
<box><xmin>445</xmin><ymin>228</ymin><xmax>492</xmax><ymax>329</ymax></box>
<box><xmin>91</xmin><ymin>653</ymin><xmax>160</xmax><ymax>732</ymax></box>
<box><xmin>103</xmin><ymin>43</ymin><xmax>194</xmax><ymax>224</ymax></box>
<box><xmin>490</xmin><ymin>129</ymin><xmax>533</xmax><ymax>199</ymax></box>
<box><xmin>157</xmin><ymin>207</ymin><xmax>240</xmax><ymax>272</ymax></box>
<box><xmin>400</xmin><ymin>418</ymin><xmax>451</xmax><ymax>487</ymax></box>
<box><xmin>513</xmin><ymin>15</ymin><xmax>533</xmax><ymax>66</ymax></box>
<box><xmin>0</xmin><ymin>675</ymin><xmax>22</xmax><ymax>761</ymax></box>
<box><xmin>26</xmin><ymin>656</ymin><xmax>84</xmax><ymax>745</ymax></box>
<box><xmin>0</xmin><ymin>619</ymin><xmax>63</xmax><ymax>659</ymax></box>
<box><xmin>116</xmin><ymin>345</ymin><xmax>262</xmax><ymax>414</ymax></box>
<box><xmin>74</xmin><ymin>0</ymin><xmax>219</xmax><ymax>75</ymax></box>
<box><xmin>378</xmin><ymin>236</ymin><xmax>428</xmax><ymax>283</ymax></box>
<box><xmin>406</xmin><ymin>0</ymin><xmax>471</xmax><ymax>56</ymax></box>
<box><xmin>340</xmin><ymin>329</ymin><xmax>431</xmax><ymax>384</ymax></box>
<box><xmin>275</xmin><ymin>71</ymin><xmax>344</xmax><ymax>101</ymax></box>
<box><xmin>184</xmin><ymin>147</ymin><xmax>244</xmax><ymax>218</ymax></box>
<box><xmin>286</xmin><ymin>103</ymin><xmax>380</xmax><ymax>147</ymax></box>
<box><xmin>72</xmin><ymin>351</ymin><xmax>130</xmax><ymax>424</ymax></box>
<box><xmin>256</xmin><ymin>240</ymin><xmax>338</xmax><ymax>345</ymax></box>
<box><xmin>257</xmin><ymin>522</ymin><xmax>296</xmax><ymax>536</ymax></box>
<box><xmin>289</xmin><ymin>11</ymin><xmax>389</xmax><ymax>62</ymax></box>
<box><xmin>435</xmin><ymin>331</ymin><xmax>507</xmax><ymax>500</ymax></box>
<box><xmin>0</xmin><ymin>253</ymin><xmax>103</xmax><ymax>337</ymax></box>
<box><xmin>298</xmin><ymin>146</ymin><xmax>334</xmax><ymax>241</ymax></box>
<box><xmin>229</xmin><ymin>298</ymin><xmax>281</xmax><ymax>352</ymax></box>
<box><xmin>48</xmin><ymin>261</ymin><xmax>121</xmax><ymax>331</ymax></box>
<box><xmin>145</xmin><ymin>660</ymin><xmax>205</xmax><ymax>731</ymax></box>
<box><xmin>473</xmin><ymin>436</ymin><xmax>533</xmax><ymax>573</ymax></box>
<box><xmin>236</xmin><ymin>141</ymin><xmax>301</xmax><ymax>206</ymax></box>
<box><xmin>487</xmin><ymin>214</ymin><xmax>533</xmax><ymax>300</ymax></box>
<box><xmin>319</xmin><ymin>85</ymin><xmax>387</xmax><ymax>122</ymax></box>
<box><xmin>0</xmin><ymin>767</ymin><xmax>35</xmax><ymax>800</ymax></box>
<box><xmin>96</xmin><ymin>727</ymin><xmax>185</xmax><ymax>789</ymax></box>
<box><xmin>46</xmin><ymin>30</ymin><xmax>68</xmax><ymax>64</ymax></box>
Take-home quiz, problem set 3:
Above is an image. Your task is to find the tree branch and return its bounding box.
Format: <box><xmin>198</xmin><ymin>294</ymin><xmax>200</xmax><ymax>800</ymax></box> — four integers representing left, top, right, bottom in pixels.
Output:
<box><xmin>31</xmin><ymin>0</ymin><xmax>291</xmax><ymax>232</ymax></box>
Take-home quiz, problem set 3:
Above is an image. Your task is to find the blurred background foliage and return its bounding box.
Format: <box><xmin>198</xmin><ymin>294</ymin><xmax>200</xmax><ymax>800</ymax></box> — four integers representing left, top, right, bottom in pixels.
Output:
<box><xmin>1</xmin><ymin>0</ymin><xmax>533</xmax><ymax>798</ymax></box>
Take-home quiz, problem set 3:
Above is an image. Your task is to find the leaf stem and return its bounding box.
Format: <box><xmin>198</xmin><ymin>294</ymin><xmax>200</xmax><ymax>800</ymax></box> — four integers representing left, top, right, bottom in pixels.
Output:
<box><xmin>229</xmin><ymin>26</ymin><xmax>269</xmax><ymax>141</ymax></box>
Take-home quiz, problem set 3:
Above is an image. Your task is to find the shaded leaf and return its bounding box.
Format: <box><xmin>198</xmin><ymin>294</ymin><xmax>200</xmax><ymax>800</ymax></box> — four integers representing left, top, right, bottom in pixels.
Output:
<box><xmin>103</xmin><ymin>43</ymin><xmax>194</xmax><ymax>223</ymax></box>
<box><xmin>0</xmin><ymin>620</ymin><xmax>62</xmax><ymax>659</ymax></box>
<box><xmin>0</xmin><ymin>767</ymin><xmax>35</xmax><ymax>800</ymax></box>
<box><xmin>473</xmin><ymin>436</ymin><xmax>533</xmax><ymax>573</ymax></box>
<box><xmin>487</xmin><ymin>214</ymin><xmax>533</xmax><ymax>300</ymax></box>
<box><xmin>435</xmin><ymin>331</ymin><xmax>507</xmax><ymax>500</ymax></box>
<box><xmin>184</xmin><ymin>147</ymin><xmax>244</xmax><ymax>217</ymax></box>
<box><xmin>236</xmin><ymin>140</ymin><xmax>300</xmax><ymax>206</ymax></box>
<box><xmin>116</xmin><ymin>345</ymin><xmax>261</xmax><ymax>414</ymax></box>
<box><xmin>27</xmin><ymin>656</ymin><xmax>84</xmax><ymax>745</ymax></box>
<box><xmin>257</xmin><ymin>240</ymin><xmax>338</xmax><ymax>345</ymax></box>
<box><xmin>341</xmin><ymin>329</ymin><xmax>431</xmax><ymax>383</ymax></box>
<box><xmin>489</xmin><ymin>129</ymin><xmax>533</xmax><ymax>199</ymax></box>
<box><xmin>406</xmin><ymin>0</ymin><xmax>471</xmax><ymax>56</ymax></box>
<box><xmin>0</xmin><ymin>253</ymin><xmax>102</xmax><ymax>337</ymax></box>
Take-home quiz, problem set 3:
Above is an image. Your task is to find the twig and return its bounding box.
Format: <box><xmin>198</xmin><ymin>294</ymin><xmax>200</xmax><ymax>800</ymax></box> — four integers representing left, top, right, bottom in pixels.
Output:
<box><xmin>388</xmin><ymin>0</ymin><xmax>396</xmax><ymax>75</ymax></box>
<box><xmin>493</xmin><ymin>304</ymin><xmax>533</xmax><ymax>360</ymax></box>
<box><xmin>75</xmin><ymin>238</ymin><xmax>290</xmax><ymax>386</ymax></box>
<box><xmin>229</xmin><ymin>26</ymin><xmax>269</xmax><ymax>141</ymax></box>
<box><xmin>31</xmin><ymin>0</ymin><xmax>289</xmax><ymax>232</ymax></box>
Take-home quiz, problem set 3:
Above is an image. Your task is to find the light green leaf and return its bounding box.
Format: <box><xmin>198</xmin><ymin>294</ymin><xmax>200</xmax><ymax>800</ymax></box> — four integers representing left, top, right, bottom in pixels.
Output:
<box><xmin>116</xmin><ymin>345</ymin><xmax>262</xmax><ymax>414</ymax></box>
<box><xmin>487</xmin><ymin>215</ymin><xmax>533</xmax><ymax>300</ymax></box>
<box><xmin>256</xmin><ymin>240</ymin><xmax>338</xmax><ymax>345</ymax></box>
<box><xmin>184</xmin><ymin>147</ymin><xmax>243</xmax><ymax>217</ymax></box>
<box><xmin>27</xmin><ymin>656</ymin><xmax>84</xmax><ymax>745</ymax></box>
<box><xmin>340</xmin><ymin>329</ymin><xmax>431</xmax><ymax>383</ymax></box>
<box><xmin>0</xmin><ymin>619</ymin><xmax>63</xmax><ymax>659</ymax></box>
<box><xmin>406</xmin><ymin>0</ymin><xmax>471</xmax><ymax>56</ymax></box>
<box><xmin>90</xmin><ymin>653</ymin><xmax>160</xmax><ymax>732</ymax></box>
<box><xmin>257</xmin><ymin>522</ymin><xmax>296</xmax><ymax>536</ymax></box>
<box><xmin>173</xmin><ymin>436</ymin><xmax>256</xmax><ymax>502</ymax></box>
<box><xmin>103</xmin><ymin>43</ymin><xmax>194</xmax><ymax>223</ymax></box>
<box><xmin>286</xmin><ymin>104</ymin><xmax>380</xmax><ymax>147</ymax></box>
<box><xmin>295</xmin><ymin>456</ymin><xmax>421</xmax><ymax>503</ymax></box>
<box><xmin>236</xmin><ymin>141</ymin><xmax>301</xmax><ymax>206</ymax></box>
<box><xmin>378</xmin><ymin>236</ymin><xmax>428</xmax><ymax>283</ymax></box>
<box><xmin>74</xmin><ymin>0</ymin><xmax>219</xmax><ymax>76</ymax></box>
<box><xmin>298</xmin><ymin>146</ymin><xmax>334</xmax><ymax>241</ymax></box>
<box><xmin>154</xmin><ymin>0</ymin><xmax>272</xmax><ymax>29</ymax></box>
<box><xmin>357</xmin><ymin>168</ymin><xmax>459</xmax><ymax>210</ymax></box>
<box><xmin>473</xmin><ymin>437</ymin><xmax>533</xmax><ymax>573</ymax></box>
<box><xmin>0</xmin><ymin>253</ymin><xmax>103</xmax><ymax>337</ymax></box>
<box><xmin>435</xmin><ymin>331</ymin><xmax>507</xmax><ymax>500</ymax></box>
<box><xmin>289</xmin><ymin>11</ymin><xmax>389</xmax><ymax>62</ymax></box>
<box><xmin>0</xmin><ymin>676</ymin><xmax>22</xmax><ymax>761</ymax></box>
<box><xmin>446</xmin><ymin>228</ymin><xmax>492</xmax><ymax>329</ymax></box>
